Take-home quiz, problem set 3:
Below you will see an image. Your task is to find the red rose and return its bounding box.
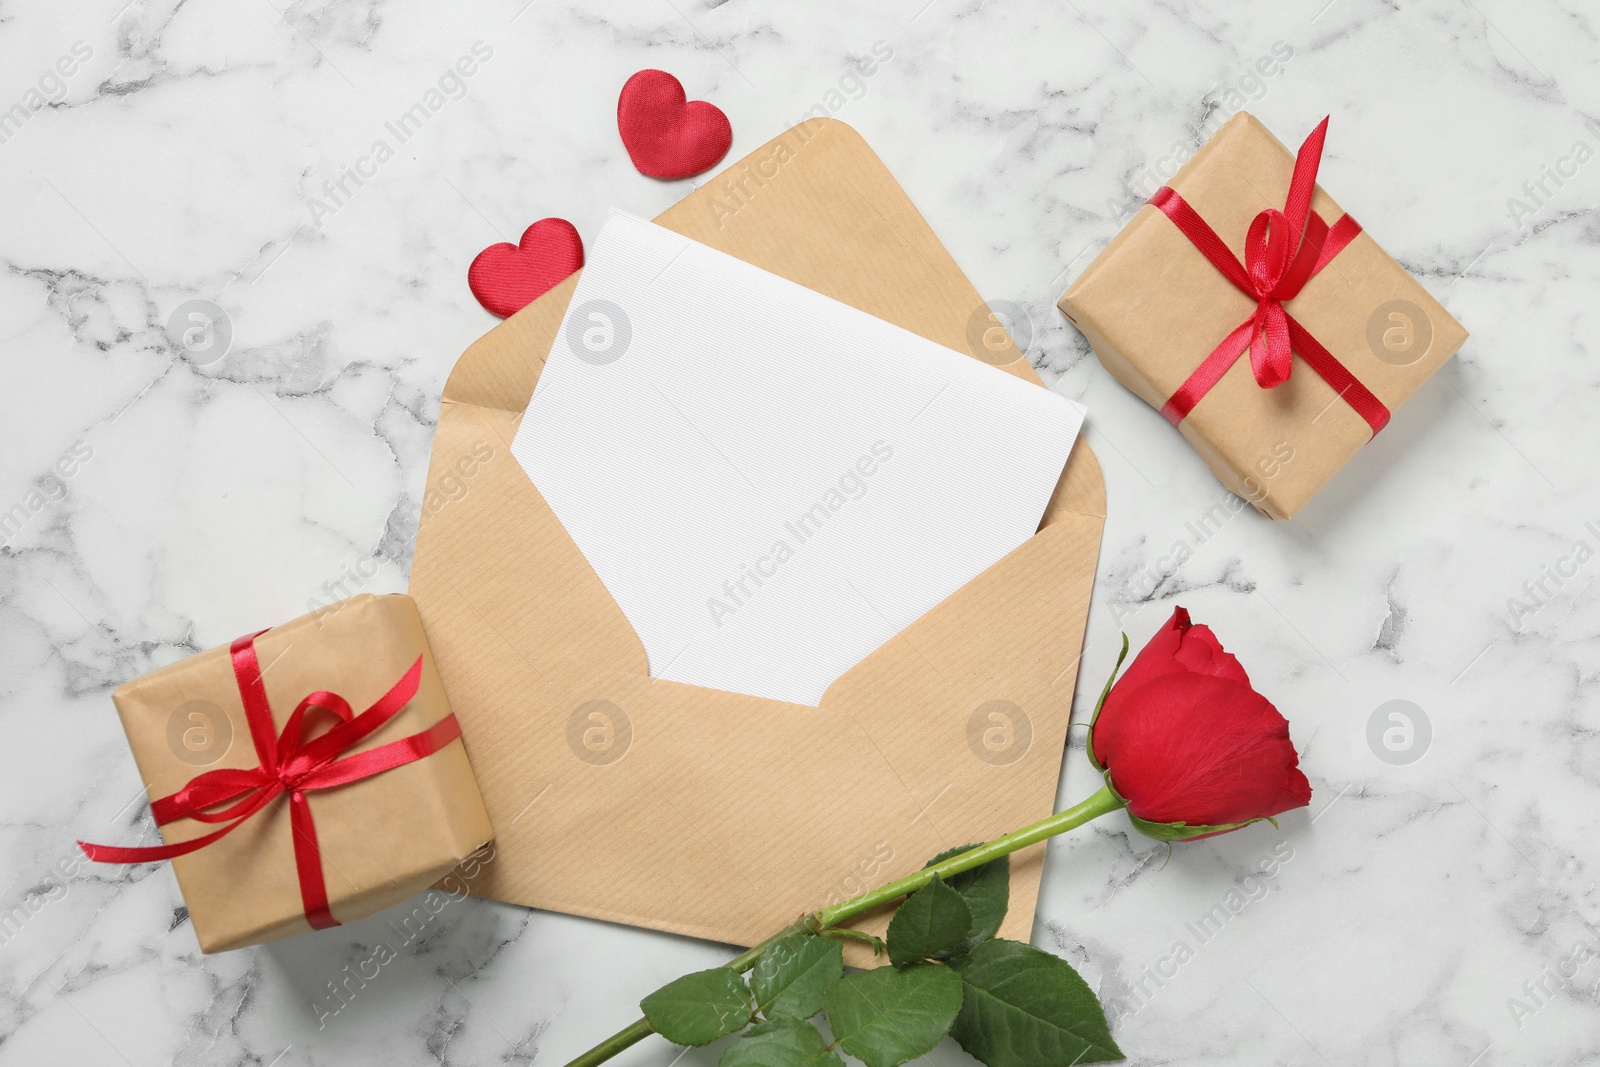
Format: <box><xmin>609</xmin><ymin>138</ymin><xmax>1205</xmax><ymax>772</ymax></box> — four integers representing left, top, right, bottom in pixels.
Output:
<box><xmin>1089</xmin><ymin>607</ymin><xmax>1311</xmax><ymax>840</ymax></box>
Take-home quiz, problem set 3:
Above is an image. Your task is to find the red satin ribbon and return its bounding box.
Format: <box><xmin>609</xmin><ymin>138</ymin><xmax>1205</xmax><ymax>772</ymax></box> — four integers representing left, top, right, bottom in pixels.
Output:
<box><xmin>79</xmin><ymin>629</ymin><xmax>462</xmax><ymax>931</ymax></box>
<box><xmin>1148</xmin><ymin>117</ymin><xmax>1389</xmax><ymax>436</ymax></box>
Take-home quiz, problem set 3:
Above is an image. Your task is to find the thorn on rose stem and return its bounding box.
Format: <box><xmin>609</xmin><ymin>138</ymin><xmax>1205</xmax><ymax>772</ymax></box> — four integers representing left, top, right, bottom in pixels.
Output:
<box><xmin>820</xmin><ymin>928</ymin><xmax>885</xmax><ymax>955</ymax></box>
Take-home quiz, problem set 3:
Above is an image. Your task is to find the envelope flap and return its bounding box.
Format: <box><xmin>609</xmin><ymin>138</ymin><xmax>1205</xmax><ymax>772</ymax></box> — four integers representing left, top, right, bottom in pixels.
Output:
<box><xmin>443</xmin><ymin>120</ymin><xmax>1106</xmax><ymax>502</ymax></box>
<box><xmin>441</xmin><ymin>273</ymin><xmax>579</xmax><ymax>414</ymax></box>
<box><xmin>416</xmin><ymin>404</ymin><xmax>649</xmax><ymax>685</ymax></box>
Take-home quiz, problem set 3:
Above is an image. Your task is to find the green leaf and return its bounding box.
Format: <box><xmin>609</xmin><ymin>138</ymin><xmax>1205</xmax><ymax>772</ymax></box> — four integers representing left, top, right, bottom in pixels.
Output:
<box><xmin>950</xmin><ymin>939</ymin><xmax>1123</xmax><ymax>1065</ymax></box>
<box><xmin>887</xmin><ymin>876</ymin><xmax>973</xmax><ymax>965</ymax></box>
<box><xmin>719</xmin><ymin>1018</ymin><xmax>844</xmax><ymax>1067</ymax></box>
<box><xmin>822</xmin><ymin>962</ymin><xmax>962</xmax><ymax>1067</ymax></box>
<box><xmin>641</xmin><ymin>968</ymin><xmax>756</xmax><ymax>1046</ymax></box>
<box><xmin>751</xmin><ymin>934</ymin><xmax>844</xmax><ymax>1020</ymax></box>
<box><xmin>922</xmin><ymin>846</ymin><xmax>1010</xmax><ymax>950</ymax></box>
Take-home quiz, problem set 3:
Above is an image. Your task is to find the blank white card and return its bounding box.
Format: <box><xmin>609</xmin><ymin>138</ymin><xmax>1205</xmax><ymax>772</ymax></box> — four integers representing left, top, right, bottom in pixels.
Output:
<box><xmin>512</xmin><ymin>211</ymin><xmax>1084</xmax><ymax>706</ymax></box>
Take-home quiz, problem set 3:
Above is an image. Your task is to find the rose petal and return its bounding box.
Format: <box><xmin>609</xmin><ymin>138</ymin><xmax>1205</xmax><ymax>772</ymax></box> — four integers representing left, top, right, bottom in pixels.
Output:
<box><xmin>1171</xmin><ymin>621</ymin><xmax>1251</xmax><ymax>685</ymax></box>
<box><xmin>1093</xmin><ymin>672</ymin><xmax>1310</xmax><ymax>826</ymax></box>
<box><xmin>1110</xmin><ymin>608</ymin><xmax>1250</xmax><ymax>702</ymax></box>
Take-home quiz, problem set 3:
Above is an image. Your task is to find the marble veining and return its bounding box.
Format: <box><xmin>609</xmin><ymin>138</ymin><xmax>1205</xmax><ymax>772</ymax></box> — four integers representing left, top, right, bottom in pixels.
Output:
<box><xmin>2</xmin><ymin>0</ymin><xmax>1598</xmax><ymax>1064</ymax></box>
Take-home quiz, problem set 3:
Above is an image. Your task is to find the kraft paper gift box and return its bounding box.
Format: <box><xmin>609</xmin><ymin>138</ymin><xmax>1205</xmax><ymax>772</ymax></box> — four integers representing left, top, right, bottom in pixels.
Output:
<box><xmin>408</xmin><ymin>118</ymin><xmax>1107</xmax><ymax>960</ymax></box>
<box><xmin>1059</xmin><ymin>112</ymin><xmax>1468</xmax><ymax>519</ymax></box>
<box><xmin>93</xmin><ymin>593</ymin><xmax>493</xmax><ymax>953</ymax></box>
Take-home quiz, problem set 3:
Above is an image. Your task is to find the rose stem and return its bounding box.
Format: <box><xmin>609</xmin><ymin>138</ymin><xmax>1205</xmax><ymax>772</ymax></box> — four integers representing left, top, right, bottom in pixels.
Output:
<box><xmin>560</xmin><ymin>784</ymin><xmax>1125</xmax><ymax>1067</ymax></box>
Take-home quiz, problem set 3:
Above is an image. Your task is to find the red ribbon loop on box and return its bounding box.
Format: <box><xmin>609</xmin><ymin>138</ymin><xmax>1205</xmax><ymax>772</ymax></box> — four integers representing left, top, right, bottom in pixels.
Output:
<box><xmin>79</xmin><ymin>629</ymin><xmax>462</xmax><ymax>931</ymax></box>
<box><xmin>1147</xmin><ymin>117</ymin><xmax>1390</xmax><ymax>436</ymax></box>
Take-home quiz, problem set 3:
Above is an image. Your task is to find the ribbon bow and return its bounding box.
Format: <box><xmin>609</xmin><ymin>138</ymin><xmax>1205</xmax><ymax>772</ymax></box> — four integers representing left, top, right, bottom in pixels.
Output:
<box><xmin>1147</xmin><ymin>117</ymin><xmax>1390</xmax><ymax>435</ymax></box>
<box><xmin>80</xmin><ymin>629</ymin><xmax>463</xmax><ymax>930</ymax></box>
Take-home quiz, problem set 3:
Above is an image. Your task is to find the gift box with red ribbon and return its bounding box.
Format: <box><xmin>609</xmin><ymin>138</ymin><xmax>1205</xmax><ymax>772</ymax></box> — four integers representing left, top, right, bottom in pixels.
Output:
<box><xmin>1060</xmin><ymin>113</ymin><xmax>1467</xmax><ymax>519</ymax></box>
<box><xmin>81</xmin><ymin>593</ymin><xmax>493</xmax><ymax>952</ymax></box>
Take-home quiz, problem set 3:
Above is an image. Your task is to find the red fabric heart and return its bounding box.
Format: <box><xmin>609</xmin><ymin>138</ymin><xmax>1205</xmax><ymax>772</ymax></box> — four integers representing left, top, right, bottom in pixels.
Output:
<box><xmin>468</xmin><ymin>219</ymin><xmax>584</xmax><ymax>318</ymax></box>
<box><xmin>617</xmin><ymin>69</ymin><xmax>732</xmax><ymax>180</ymax></box>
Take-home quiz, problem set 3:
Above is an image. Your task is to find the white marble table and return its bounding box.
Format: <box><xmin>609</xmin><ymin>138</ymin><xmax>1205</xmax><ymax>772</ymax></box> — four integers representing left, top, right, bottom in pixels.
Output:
<box><xmin>3</xmin><ymin>1</ymin><xmax>1597</xmax><ymax>1064</ymax></box>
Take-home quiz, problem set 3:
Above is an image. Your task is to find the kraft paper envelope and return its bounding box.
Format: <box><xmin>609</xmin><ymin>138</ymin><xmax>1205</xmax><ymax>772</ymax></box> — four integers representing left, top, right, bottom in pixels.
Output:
<box><xmin>410</xmin><ymin>118</ymin><xmax>1106</xmax><ymax>956</ymax></box>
